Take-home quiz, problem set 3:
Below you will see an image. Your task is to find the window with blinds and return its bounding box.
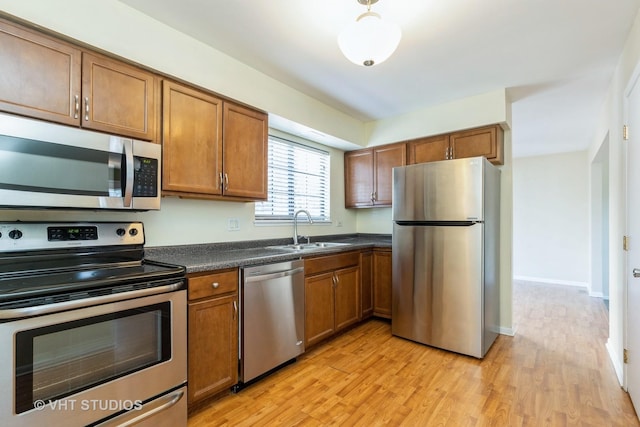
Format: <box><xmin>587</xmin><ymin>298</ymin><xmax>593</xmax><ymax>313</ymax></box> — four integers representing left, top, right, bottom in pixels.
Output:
<box><xmin>255</xmin><ymin>136</ymin><xmax>331</xmax><ymax>222</ymax></box>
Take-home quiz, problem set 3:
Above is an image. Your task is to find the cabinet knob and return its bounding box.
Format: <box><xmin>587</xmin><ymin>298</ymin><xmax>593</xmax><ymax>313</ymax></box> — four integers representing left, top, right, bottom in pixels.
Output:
<box><xmin>212</xmin><ymin>282</ymin><xmax>220</xmax><ymax>289</ymax></box>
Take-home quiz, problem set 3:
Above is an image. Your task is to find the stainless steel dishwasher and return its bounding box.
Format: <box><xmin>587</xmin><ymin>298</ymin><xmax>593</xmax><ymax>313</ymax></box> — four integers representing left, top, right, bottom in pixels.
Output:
<box><xmin>239</xmin><ymin>259</ymin><xmax>305</xmax><ymax>385</ymax></box>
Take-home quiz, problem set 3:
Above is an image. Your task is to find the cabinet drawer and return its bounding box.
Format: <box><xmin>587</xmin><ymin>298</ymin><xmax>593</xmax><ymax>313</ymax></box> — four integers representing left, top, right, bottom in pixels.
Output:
<box><xmin>188</xmin><ymin>268</ymin><xmax>238</xmax><ymax>301</ymax></box>
<box><xmin>304</xmin><ymin>251</ymin><xmax>360</xmax><ymax>276</ymax></box>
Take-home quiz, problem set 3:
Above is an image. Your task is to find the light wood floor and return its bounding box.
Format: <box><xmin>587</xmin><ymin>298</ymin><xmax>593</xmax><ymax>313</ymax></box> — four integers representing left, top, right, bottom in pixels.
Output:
<box><xmin>188</xmin><ymin>281</ymin><xmax>639</xmax><ymax>426</ymax></box>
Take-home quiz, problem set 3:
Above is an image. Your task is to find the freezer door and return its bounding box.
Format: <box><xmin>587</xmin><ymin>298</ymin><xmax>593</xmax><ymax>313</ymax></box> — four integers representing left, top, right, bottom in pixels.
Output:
<box><xmin>392</xmin><ymin>222</ymin><xmax>484</xmax><ymax>357</ymax></box>
<box><xmin>392</xmin><ymin>157</ymin><xmax>485</xmax><ymax>222</ymax></box>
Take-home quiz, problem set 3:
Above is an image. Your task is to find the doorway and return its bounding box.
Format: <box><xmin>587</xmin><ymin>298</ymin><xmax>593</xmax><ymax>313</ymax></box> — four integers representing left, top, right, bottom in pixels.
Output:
<box><xmin>591</xmin><ymin>137</ymin><xmax>610</xmax><ymax>308</ymax></box>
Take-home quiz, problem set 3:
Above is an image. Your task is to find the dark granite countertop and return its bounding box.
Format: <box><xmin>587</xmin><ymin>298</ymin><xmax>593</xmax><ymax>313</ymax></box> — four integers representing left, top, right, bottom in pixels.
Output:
<box><xmin>144</xmin><ymin>234</ymin><xmax>391</xmax><ymax>273</ymax></box>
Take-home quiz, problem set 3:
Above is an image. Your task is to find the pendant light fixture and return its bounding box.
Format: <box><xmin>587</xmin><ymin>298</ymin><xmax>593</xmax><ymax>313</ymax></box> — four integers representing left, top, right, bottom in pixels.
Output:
<box><xmin>338</xmin><ymin>0</ymin><xmax>401</xmax><ymax>67</ymax></box>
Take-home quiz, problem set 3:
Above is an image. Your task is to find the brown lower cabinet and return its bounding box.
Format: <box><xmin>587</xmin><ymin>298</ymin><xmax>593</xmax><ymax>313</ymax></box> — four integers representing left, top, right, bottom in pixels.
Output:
<box><xmin>304</xmin><ymin>251</ymin><xmax>360</xmax><ymax>348</ymax></box>
<box><xmin>187</xmin><ymin>268</ymin><xmax>239</xmax><ymax>407</ymax></box>
<box><xmin>373</xmin><ymin>248</ymin><xmax>392</xmax><ymax>318</ymax></box>
<box><xmin>360</xmin><ymin>250</ymin><xmax>374</xmax><ymax>319</ymax></box>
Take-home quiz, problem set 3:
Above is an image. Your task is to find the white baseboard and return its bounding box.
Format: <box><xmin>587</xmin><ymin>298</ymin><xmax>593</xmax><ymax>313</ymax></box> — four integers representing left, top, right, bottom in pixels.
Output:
<box><xmin>589</xmin><ymin>291</ymin><xmax>605</xmax><ymax>298</ymax></box>
<box><xmin>606</xmin><ymin>338</ymin><xmax>624</xmax><ymax>387</ymax></box>
<box><xmin>498</xmin><ymin>325</ymin><xmax>517</xmax><ymax>336</ymax></box>
<box><xmin>514</xmin><ymin>275</ymin><xmax>588</xmax><ymax>288</ymax></box>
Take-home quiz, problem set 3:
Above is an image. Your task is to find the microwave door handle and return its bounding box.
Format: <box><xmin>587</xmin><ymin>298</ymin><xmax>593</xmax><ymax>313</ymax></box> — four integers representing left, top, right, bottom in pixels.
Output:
<box><xmin>123</xmin><ymin>139</ymin><xmax>134</xmax><ymax>208</ymax></box>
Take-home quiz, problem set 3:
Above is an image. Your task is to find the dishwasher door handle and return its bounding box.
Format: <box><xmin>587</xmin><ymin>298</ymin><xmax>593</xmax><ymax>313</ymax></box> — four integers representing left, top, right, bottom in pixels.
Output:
<box><xmin>244</xmin><ymin>266</ymin><xmax>305</xmax><ymax>283</ymax></box>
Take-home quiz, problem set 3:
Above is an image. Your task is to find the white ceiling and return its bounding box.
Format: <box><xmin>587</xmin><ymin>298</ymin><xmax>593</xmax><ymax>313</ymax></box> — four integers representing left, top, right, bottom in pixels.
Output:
<box><xmin>120</xmin><ymin>0</ymin><xmax>640</xmax><ymax>157</ymax></box>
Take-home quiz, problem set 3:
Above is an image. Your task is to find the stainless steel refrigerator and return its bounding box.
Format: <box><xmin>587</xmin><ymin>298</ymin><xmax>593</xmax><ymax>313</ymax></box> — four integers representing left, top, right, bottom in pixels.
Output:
<box><xmin>391</xmin><ymin>156</ymin><xmax>500</xmax><ymax>358</ymax></box>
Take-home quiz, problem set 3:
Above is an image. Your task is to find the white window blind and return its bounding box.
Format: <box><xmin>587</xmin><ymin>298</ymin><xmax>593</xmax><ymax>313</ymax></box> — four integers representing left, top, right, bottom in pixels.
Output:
<box><xmin>255</xmin><ymin>136</ymin><xmax>330</xmax><ymax>222</ymax></box>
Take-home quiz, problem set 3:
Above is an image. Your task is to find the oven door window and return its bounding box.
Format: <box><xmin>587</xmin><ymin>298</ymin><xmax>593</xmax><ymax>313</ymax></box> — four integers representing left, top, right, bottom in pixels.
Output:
<box><xmin>14</xmin><ymin>303</ymin><xmax>171</xmax><ymax>414</ymax></box>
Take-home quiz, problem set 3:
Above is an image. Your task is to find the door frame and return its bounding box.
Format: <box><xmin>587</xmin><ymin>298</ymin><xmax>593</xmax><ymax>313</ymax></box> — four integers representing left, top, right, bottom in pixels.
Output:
<box><xmin>622</xmin><ymin>60</ymin><xmax>640</xmax><ymax>394</ymax></box>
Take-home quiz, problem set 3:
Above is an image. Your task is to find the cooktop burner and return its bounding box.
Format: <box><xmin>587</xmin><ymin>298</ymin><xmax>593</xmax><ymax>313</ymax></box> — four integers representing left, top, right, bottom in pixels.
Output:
<box><xmin>0</xmin><ymin>221</ymin><xmax>185</xmax><ymax>304</ymax></box>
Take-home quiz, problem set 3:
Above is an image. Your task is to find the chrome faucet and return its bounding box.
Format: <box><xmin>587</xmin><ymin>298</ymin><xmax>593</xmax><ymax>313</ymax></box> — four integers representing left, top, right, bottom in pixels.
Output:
<box><xmin>293</xmin><ymin>209</ymin><xmax>313</xmax><ymax>245</ymax></box>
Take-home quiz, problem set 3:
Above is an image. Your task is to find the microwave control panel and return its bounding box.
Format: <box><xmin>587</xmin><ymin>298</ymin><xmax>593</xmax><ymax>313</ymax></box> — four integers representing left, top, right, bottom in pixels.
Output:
<box><xmin>133</xmin><ymin>157</ymin><xmax>158</xmax><ymax>197</ymax></box>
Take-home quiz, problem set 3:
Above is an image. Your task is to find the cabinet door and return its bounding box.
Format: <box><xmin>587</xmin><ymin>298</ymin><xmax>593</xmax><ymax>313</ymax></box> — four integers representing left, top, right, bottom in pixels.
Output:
<box><xmin>345</xmin><ymin>150</ymin><xmax>374</xmax><ymax>208</ymax></box>
<box><xmin>360</xmin><ymin>251</ymin><xmax>373</xmax><ymax>319</ymax></box>
<box><xmin>407</xmin><ymin>134</ymin><xmax>450</xmax><ymax>164</ymax></box>
<box><xmin>82</xmin><ymin>52</ymin><xmax>158</xmax><ymax>141</ymax></box>
<box><xmin>304</xmin><ymin>272</ymin><xmax>335</xmax><ymax>348</ymax></box>
<box><xmin>373</xmin><ymin>249</ymin><xmax>392</xmax><ymax>318</ymax></box>
<box><xmin>0</xmin><ymin>19</ymin><xmax>81</xmax><ymax>126</ymax></box>
<box><xmin>373</xmin><ymin>144</ymin><xmax>406</xmax><ymax>206</ymax></box>
<box><xmin>162</xmin><ymin>80</ymin><xmax>223</xmax><ymax>195</ymax></box>
<box><xmin>188</xmin><ymin>294</ymin><xmax>238</xmax><ymax>405</ymax></box>
<box><xmin>334</xmin><ymin>266</ymin><xmax>360</xmax><ymax>332</ymax></box>
<box><xmin>222</xmin><ymin>102</ymin><xmax>268</xmax><ymax>200</ymax></box>
<box><xmin>450</xmin><ymin>125</ymin><xmax>504</xmax><ymax>165</ymax></box>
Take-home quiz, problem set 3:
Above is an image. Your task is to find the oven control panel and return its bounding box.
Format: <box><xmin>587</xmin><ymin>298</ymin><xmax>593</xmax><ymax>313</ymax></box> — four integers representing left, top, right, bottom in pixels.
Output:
<box><xmin>48</xmin><ymin>226</ymin><xmax>98</xmax><ymax>241</ymax></box>
<box><xmin>0</xmin><ymin>222</ymin><xmax>145</xmax><ymax>251</ymax></box>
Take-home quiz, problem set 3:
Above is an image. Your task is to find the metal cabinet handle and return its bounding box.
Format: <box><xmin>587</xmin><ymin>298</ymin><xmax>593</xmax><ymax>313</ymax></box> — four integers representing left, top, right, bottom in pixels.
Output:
<box><xmin>212</xmin><ymin>282</ymin><xmax>220</xmax><ymax>289</ymax></box>
<box><xmin>634</xmin><ymin>268</ymin><xmax>640</xmax><ymax>278</ymax></box>
<box><xmin>74</xmin><ymin>95</ymin><xmax>79</xmax><ymax>119</ymax></box>
<box><xmin>233</xmin><ymin>300</ymin><xmax>238</xmax><ymax>319</ymax></box>
<box><xmin>224</xmin><ymin>173</ymin><xmax>229</xmax><ymax>191</ymax></box>
<box><xmin>84</xmin><ymin>96</ymin><xmax>90</xmax><ymax>121</ymax></box>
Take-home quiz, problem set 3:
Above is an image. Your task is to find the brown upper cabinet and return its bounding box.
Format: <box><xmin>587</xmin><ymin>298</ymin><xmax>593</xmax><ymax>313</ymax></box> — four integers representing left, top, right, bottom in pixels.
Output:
<box><xmin>161</xmin><ymin>80</ymin><xmax>268</xmax><ymax>201</ymax></box>
<box><xmin>345</xmin><ymin>143</ymin><xmax>406</xmax><ymax>208</ymax></box>
<box><xmin>0</xmin><ymin>19</ymin><xmax>159</xmax><ymax>141</ymax></box>
<box><xmin>407</xmin><ymin>124</ymin><xmax>504</xmax><ymax>166</ymax></box>
<box><xmin>221</xmin><ymin>102</ymin><xmax>269</xmax><ymax>200</ymax></box>
<box><xmin>81</xmin><ymin>52</ymin><xmax>158</xmax><ymax>141</ymax></box>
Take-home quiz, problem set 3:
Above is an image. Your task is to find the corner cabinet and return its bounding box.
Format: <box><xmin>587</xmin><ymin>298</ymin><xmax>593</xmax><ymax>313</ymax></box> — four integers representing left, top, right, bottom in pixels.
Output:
<box><xmin>162</xmin><ymin>80</ymin><xmax>267</xmax><ymax>201</ymax></box>
<box><xmin>345</xmin><ymin>143</ymin><xmax>406</xmax><ymax>208</ymax></box>
<box><xmin>407</xmin><ymin>124</ymin><xmax>504</xmax><ymax>166</ymax></box>
<box><xmin>0</xmin><ymin>18</ymin><xmax>159</xmax><ymax>141</ymax></box>
<box><xmin>187</xmin><ymin>268</ymin><xmax>239</xmax><ymax>407</ymax></box>
<box><xmin>304</xmin><ymin>251</ymin><xmax>360</xmax><ymax>348</ymax></box>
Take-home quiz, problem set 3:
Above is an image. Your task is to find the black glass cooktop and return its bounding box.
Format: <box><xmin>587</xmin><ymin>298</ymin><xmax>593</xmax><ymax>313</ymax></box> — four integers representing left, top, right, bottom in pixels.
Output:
<box><xmin>0</xmin><ymin>245</ymin><xmax>185</xmax><ymax>306</ymax></box>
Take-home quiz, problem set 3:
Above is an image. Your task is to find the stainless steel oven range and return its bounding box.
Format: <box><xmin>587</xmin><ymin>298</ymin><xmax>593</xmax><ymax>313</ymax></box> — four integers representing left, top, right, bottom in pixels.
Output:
<box><xmin>0</xmin><ymin>221</ymin><xmax>187</xmax><ymax>427</ymax></box>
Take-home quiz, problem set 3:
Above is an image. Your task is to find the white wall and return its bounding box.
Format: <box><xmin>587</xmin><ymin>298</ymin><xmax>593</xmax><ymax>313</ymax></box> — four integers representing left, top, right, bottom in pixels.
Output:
<box><xmin>365</xmin><ymin>88</ymin><xmax>511</xmax><ymax>146</ymax></box>
<box><xmin>513</xmin><ymin>152</ymin><xmax>589</xmax><ymax>286</ymax></box>
<box><xmin>588</xmin><ymin>9</ymin><xmax>640</xmax><ymax>385</ymax></box>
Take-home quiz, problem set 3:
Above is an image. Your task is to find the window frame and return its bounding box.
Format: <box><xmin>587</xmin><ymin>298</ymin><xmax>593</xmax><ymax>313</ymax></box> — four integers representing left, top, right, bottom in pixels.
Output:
<box><xmin>254</xmin><ymin>135</ymin><xmax>331</xmax><ymax>224</ymax></box>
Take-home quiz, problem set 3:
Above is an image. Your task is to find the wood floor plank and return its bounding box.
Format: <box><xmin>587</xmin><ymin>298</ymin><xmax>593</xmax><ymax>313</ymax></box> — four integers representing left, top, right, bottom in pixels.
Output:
<box><xmin>188</xmin><ymin>281</ymin><xmax>639</xmax><ymax>426</ymax></box>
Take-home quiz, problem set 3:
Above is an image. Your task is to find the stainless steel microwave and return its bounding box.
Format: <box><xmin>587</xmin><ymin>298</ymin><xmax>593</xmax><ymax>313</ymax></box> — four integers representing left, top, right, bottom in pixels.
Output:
<box><xmin>0</xmin><ymin>113</ymin><xmax>161</xmax><ymax>210</ymax></box>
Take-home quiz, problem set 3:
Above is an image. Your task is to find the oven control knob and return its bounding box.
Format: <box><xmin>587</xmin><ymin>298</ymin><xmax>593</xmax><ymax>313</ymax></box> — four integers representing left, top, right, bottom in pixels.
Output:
<box><xmin>116</xmin><ymin>228</ymin><xmax>126</xmax><ymax>237</ymax></box>
<box><xmin>129</xmin><ymin>228</ymin><xmax>139</xmax><ymax>236</ymax></box>
<box><xmin>8</xmin><ymin>229</ymin><xmax>22</xmax><ymax>240</ymax></box>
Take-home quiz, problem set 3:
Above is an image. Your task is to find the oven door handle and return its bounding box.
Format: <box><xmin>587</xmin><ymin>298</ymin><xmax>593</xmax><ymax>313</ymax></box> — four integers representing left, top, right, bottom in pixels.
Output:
<box><xmin>94</xmin><ymin>387</ymin><xmax>185</xmax><ymax>427</ymax></box>
<box><xmin>0</xmin><ymin>281</ymin><xmax>184</xmax><ymax>320</ymax></box>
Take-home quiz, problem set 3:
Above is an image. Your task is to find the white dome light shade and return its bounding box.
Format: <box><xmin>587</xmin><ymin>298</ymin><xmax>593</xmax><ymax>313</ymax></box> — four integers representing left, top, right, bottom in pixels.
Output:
<box><xmin>338</xmin><ymin>11</ymin><xmax>401</xmax><ymax>67</ymax></box>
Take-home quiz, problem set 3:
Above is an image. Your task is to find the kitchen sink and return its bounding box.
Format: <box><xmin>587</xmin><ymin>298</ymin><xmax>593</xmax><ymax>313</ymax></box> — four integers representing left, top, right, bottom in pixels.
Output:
<box><xmin>268</xmin><ymin>242</ymin><xmax>351</xmax><ymax>251</ymax></box>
